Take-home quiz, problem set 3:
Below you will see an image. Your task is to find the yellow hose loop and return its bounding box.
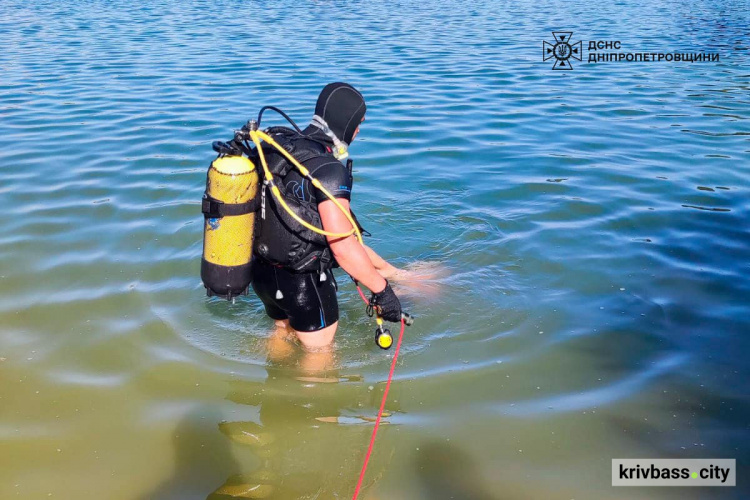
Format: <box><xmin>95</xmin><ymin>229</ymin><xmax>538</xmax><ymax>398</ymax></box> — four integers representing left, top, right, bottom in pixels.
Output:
<box><xmin>308</xmin><ymin>178</ymin><xmax>363</xmax><ymax>244</ymax></box>
<box><xmin>249</xmin><ymin>130</ymin><xmax>360</xmax><ymax>240</ymax></box>
<box><xmin>270</xmin><ymin>184</ymin><xmax>355</xmax><ymax>238</ymax></box>
<box><xmin>255</xmin><ymin>130</ymin><xmax>363</xmax><ymax>244</ymax></box>
<box><xmin>249</xmin><ymin>131</ymin><xmax>274</xmax><ymax>183</ymax></box>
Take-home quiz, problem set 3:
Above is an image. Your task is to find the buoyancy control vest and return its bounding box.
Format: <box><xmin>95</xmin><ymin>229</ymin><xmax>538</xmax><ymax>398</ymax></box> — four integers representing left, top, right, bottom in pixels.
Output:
<box><xmin>251</xmin><ymin>126</ymin><xmax>347</xmax><ymax>274</ymax></box>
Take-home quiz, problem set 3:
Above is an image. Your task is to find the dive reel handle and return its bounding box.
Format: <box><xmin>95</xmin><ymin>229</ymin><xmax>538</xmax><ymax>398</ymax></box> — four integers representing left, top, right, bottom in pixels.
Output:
<box><xmin>400</xmin><ymin>311</ymin><xmax>414</xmax><ymax>326</ymax></box>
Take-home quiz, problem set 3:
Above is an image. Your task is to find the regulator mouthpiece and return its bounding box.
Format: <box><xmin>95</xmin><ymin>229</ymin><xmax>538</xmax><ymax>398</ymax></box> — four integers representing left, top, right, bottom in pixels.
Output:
<box><xmin>310</xmin><ymin>115</ymin><xmax>349</xmax><ymax>160</ymax></box>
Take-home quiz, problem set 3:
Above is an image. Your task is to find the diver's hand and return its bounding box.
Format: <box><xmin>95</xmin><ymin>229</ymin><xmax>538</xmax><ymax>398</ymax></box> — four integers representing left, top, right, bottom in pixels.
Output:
<box><xmin>370</xmin><ymin>281</ymin><xmax>402</xmax><ymax>322</ymax></box>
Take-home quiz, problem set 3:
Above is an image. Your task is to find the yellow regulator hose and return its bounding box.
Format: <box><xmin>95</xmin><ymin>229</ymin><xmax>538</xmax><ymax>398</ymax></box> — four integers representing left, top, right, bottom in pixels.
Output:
<box><xmin>249</xmin><ymin>129</ymin><xmax>363</xmax><ymax>243</ymax></box>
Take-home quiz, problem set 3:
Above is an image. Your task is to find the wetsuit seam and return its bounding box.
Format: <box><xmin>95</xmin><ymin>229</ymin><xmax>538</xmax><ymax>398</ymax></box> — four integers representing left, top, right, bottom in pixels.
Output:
<box><xmin>342</xmin><ymin>102</ymin><xmax>365</xmax><ymax>142</ymax></box>
<box><xmin>309</xmin><ymin>273</ymin><xmax>326</xmax><ymax>329</ymax></box>
<box><xmin>306</xmin><ymin>160</ymin><xmax>349</xmax><ymax>200</ymax></box>
<box><xmin>320</xmin><ymin>87</ymin><xmax>358</xmax><ymax>121</ymax></box>
<box><xmin>308</xmin><ymin>160</ymin><xmax>343</xmax><ymax>177</ymax></box>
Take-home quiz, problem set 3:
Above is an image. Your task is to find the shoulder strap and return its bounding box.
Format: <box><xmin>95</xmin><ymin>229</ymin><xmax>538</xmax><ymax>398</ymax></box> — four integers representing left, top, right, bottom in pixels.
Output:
<box><xmin>261</xmin><ymin>127</ymin><xmax>335</xmax><ymax>177</ymax></box>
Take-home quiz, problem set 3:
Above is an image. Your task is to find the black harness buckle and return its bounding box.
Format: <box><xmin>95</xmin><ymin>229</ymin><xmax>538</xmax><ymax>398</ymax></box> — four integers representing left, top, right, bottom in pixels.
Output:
<box><xmin>202</xmin><ymin>193</ymin><xmax>224</xmax><ymax>219</ymax></box>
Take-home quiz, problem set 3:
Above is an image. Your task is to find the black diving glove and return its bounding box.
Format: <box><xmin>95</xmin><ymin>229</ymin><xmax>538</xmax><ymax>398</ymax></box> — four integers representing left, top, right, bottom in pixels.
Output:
<box><xmin>369</xmin><ymin>281</ymin><xmax>402</xmax><ymax>322</ymax></box>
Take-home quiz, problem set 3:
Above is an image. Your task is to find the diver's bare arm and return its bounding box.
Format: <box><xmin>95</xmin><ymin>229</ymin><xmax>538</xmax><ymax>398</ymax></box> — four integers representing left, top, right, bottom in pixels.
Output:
<box><xmin>363</xmin><ymin>244</ymin><xmax>399</xmax><ymax>279</ymax></box>
<box><xmin>319</xmin><ymin>199</ymin><xmax>387</xmax><ymax>293</ymax></box>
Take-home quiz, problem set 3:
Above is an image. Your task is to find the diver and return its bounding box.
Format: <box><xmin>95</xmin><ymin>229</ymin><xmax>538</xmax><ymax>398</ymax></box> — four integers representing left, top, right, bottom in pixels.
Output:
<box><xmin>249</xmin><ymin>83</ymin><xmax>403</xmax><ymax>350</ymax></box>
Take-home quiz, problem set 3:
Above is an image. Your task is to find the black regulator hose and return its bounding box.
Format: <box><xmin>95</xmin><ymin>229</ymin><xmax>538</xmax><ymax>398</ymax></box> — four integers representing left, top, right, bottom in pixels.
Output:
<box><xmin>257</xmin><ymin>106</ymin><xmax>304</xmax><ymax>133</ymax></box>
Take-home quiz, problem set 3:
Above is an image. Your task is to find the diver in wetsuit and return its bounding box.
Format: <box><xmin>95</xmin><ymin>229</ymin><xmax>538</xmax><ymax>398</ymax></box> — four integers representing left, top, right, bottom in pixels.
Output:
<box><xmin>250</xmin><ymin>83</ymin><xmax>402</xmax><ymax>350</ymax></box>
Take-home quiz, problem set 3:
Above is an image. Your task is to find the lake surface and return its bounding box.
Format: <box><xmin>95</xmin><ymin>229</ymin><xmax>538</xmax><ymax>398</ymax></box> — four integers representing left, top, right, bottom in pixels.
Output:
<box><xmin>1</xmin><ymin>0</ymin><xmax>748</xmax><ymax>498</ymax></box>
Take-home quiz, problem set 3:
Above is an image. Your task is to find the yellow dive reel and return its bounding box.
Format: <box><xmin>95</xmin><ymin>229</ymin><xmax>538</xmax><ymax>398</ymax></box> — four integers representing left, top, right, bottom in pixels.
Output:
<box><xmin>362</xmin><ymin>291</ymin><xmax>414</xmax><ymax>350</ymax></box>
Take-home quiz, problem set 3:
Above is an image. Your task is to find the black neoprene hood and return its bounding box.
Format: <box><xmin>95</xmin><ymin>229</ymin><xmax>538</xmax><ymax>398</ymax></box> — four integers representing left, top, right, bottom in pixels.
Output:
<box><xmin>314</xmin><ymin>82</ymin><xmax>366</xmax><ymax>144</ymax></box>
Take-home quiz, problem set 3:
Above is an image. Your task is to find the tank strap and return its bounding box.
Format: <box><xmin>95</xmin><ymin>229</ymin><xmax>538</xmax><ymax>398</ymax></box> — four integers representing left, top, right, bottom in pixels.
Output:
<box><xmin>202</xmin><ymin>192</ymin><xmax>260</xmax><ymax>219</ymax></box>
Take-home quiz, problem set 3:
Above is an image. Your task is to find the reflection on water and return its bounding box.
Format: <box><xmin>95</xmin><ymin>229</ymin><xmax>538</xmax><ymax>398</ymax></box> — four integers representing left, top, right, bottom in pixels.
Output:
<box><xmin>212</xmin><ymin>348</ymin><xmax>397</xmax><ymax>499</ymax></box>
<box><xmin>1</xmin><ymin>0</ymin><xmax>749</xmax><ymax>498</ymax></box>
<box><xmin>413</xmin><ymin>442</ymin><xmax>498</xmax><ymax>500</ymax></box>
<box><xmin>140</xmin><ymin>408</ymin><xmax>241</xmax><ymax>500</ymax></box>
<box><xmin>135</xmin><ymin>346</ymin><xmax>399</xmax><ymax>500</ymax></box>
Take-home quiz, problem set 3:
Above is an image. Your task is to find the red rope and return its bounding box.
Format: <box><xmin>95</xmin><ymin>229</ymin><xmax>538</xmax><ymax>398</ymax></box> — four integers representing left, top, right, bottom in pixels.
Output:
<box><xmin>356</xmin><ymin>285</ymin><xmax>369</xmax><ymax>304</ymax></box>
<box><xmin>352</xmin><ymin>317</ymin><xmax>405</xmax><ymax>500</ymax></box>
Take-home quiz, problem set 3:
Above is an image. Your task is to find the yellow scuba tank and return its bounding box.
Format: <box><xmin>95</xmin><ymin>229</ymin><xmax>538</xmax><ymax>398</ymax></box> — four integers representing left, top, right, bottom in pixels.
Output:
<box><xmin>201</xmin><ymin>153</ymin><xmax>260</xmax><ymax>299</ymax></box>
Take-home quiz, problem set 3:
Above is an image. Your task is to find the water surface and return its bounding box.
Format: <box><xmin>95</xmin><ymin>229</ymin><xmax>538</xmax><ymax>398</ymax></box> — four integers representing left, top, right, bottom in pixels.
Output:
<box><xmin>1</xmin><ymin>0</ymin><xmax>749</xmax><ymax>498</ymax></box>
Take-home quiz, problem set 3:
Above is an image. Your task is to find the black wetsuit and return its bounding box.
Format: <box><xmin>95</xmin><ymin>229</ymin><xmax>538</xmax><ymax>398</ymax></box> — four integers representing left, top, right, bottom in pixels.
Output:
<box><xmin>250</xmin><ymin>128</ymin><xmax>352</xmax><ymax>332</ymax></box>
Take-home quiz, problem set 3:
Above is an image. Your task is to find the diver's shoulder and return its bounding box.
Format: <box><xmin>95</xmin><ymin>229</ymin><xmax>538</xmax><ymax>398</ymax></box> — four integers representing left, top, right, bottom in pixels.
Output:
<box><xmin>305</xmin><ymin>154</ymin><xmax>346</xmax><ymax>175</ymax></box>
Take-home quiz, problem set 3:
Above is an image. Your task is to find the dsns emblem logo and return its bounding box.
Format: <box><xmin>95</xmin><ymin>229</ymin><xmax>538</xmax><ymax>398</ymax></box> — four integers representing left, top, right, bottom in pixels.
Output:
<box><xmin>543</xmin><ymin>32</ymin><xmax>582</xmax><ymax>70</ymax></box>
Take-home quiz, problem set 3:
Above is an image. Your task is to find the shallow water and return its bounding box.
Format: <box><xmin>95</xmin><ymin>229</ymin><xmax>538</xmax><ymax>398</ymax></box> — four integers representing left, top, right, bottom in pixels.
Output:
<box><xmin>1</xmin><ymin>0</ymin><xmax>749</xmax><ymax>498</ymax></box>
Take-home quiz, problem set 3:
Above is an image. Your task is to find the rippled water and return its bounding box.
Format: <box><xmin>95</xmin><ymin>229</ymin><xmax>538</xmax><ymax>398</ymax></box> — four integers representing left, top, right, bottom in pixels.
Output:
<box><xmin>1</xmin><ymin>0</ymin><xmax>749</xmax><ymax>498</ymax></box>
